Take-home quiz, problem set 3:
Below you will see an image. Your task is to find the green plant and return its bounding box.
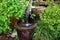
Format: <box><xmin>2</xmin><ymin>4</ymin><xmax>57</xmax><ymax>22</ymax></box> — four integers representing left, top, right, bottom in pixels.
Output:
<box><xmin>30</xmin><ymin>14</ymin><xmax>36</xmax><ymax>19</ymax></box>
<box><xmin>33</xmin><ymin>4</ymin><xmax>60</xmax><ymax>40</ymax></box>
<box><xmin>0</xmin><ymin>0</ymin><xmax>29</xmax><ymax>34</ymax></box>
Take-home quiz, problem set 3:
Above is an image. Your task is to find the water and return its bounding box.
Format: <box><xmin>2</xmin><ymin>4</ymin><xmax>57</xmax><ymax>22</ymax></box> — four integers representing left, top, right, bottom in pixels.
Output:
<box><xmin>25</xmin><ymin>13</ymin><xmax>31</xmax><ymax>27</ymax></box>
<box><xmin>23</xmin><ymin>0</ymin><xmax>33</xmax><ymax>27</ymax></box>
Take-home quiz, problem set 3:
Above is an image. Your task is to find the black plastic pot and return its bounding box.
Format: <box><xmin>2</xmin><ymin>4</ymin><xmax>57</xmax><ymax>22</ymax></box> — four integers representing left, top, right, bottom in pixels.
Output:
<box><xmin>15</xmin><ymin>20</ymin><xmax>37</xmax><ymax>40</ymax></box>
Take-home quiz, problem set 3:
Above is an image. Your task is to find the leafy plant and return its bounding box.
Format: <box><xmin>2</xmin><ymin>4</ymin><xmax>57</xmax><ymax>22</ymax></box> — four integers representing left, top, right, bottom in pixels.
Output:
<box><xmin>30</xmin><ymin>14</ymin><xmax>36</xmax><ymax>19</ymax></box>
<box><xmin>0</xmin><ymin>0</ymin><xmax>29</xmax><ymax>34</ymax></box>
<box><xmin>33</xmin><ymin>4</ymin><xmax>60</xmax><ymax>40</ymax></box>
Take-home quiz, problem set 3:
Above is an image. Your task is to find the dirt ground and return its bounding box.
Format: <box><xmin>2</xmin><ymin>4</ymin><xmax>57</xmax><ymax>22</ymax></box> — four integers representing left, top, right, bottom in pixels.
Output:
<box><xmin>0</xmin><ymin>35</ymin><xmax>14</xmax><ymax>40</ymax></box>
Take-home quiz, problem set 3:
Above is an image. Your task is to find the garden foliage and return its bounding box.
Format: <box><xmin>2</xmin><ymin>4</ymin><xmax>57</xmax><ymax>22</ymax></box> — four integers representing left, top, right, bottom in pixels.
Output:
<box><xmin>33</xmin><ymin>4</ymin><xmax>60</xmax><ymax>40</ymax></box>
<box><xmin>0</xmin><ymin>0</ymin><xmax>29</xmax><ymax>34</ymax></box>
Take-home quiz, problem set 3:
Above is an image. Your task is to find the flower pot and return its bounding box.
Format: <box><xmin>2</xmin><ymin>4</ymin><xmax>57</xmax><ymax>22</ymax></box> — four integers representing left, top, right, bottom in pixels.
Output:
<box><xmin>15</xmin><ymin>20</ymin><xmax>36</xmax><ymax>40</ymax></box>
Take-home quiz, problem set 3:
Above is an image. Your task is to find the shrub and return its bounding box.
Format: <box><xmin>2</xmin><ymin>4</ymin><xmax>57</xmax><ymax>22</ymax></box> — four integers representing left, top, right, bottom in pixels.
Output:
<box><xmin>33</xmin><ymin>4</ymin><xmax>60</xmax><ymax>40</ymax></box>
<box><xmin>0</xmin><ymin>0</ymin><xmax>29</xmax><ymax>34</ymax></box>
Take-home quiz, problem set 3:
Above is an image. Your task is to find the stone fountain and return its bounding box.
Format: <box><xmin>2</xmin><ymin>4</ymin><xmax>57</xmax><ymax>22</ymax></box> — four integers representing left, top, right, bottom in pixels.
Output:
<box><xmin>15</xmin><ymin>0</ymin><xmax>39</xmax><ymax>40</ymax></box>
